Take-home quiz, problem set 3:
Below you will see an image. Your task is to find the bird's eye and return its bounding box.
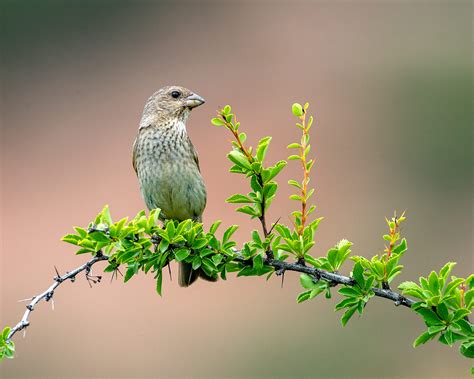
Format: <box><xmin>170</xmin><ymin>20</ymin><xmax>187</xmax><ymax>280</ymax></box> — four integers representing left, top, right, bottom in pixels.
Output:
<box><xmin>171</xmin><ymin>91</ymin><xmax>181</xmax><ymax>99</ymax></box>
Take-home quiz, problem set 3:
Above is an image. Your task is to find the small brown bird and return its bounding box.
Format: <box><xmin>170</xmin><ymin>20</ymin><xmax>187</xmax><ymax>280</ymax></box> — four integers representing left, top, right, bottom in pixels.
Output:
<box><xmin>132</xmin><ymin>85</ymin><xmax>214</xmax><ymax>287</ymax></box>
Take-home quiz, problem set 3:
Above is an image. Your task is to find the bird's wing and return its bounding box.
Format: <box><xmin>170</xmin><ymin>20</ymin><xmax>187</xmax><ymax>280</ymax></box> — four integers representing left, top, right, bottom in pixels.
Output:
<box><xmin>132</xmin><ymin>136</ymin><xmax>139</xmax><ymax>175</ymax></box>
<box><xmin>189</xmin><ymin>139</ymin><xmax>201</xmax><ymax>172</ymax></box>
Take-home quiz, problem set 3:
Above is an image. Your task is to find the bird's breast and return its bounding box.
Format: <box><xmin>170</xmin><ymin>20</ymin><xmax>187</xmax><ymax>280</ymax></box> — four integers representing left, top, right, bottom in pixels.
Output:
<box><xmin>134</xmin><ymin>124</ymin><xmax>206</xmax><ymax>221</ymax></box>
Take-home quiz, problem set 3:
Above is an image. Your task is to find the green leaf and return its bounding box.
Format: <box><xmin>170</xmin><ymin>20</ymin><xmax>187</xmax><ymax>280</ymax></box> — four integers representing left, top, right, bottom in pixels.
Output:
<box><xmin>341</xmin><ymin>306</ymin><xmax>358</xmax><ymax>326</ymax></box>
<box><xmin>428</xmin><ymin>271</ymin><xmax>440</xmax><ymax>294</ymax></box>
<box><xmin>236</xmin><ymin>205</ymin><xmax>258</xmax><ymax>217</ymax></box>
<box><xmin>338</xmin><ymin>287</ymin><xmax>361</xmax><ymax>297</ymax></box>
<box><xmin>292</xmin><ymin>103</ymin><xmax>304</xmax><ymax>117</ymax></box>
<box><xmin>335</xmin><ymin>297</ymin><xmax>359</xmax><ymax>311</ymax></box>
<box><xmin>159</xmin><ymin>239</ymin><xmax>169</xmax><ymax>253</ymax></box>
<box><xmin>413</xmin><ymin>331</ymin><xmax>436</xmax><ymax>347</ymax></box>
<box><xmin>89</xmin><ymin>231</ymin><xmax>111</xmax><ymax>243</ymax></box>
<box><xmin>174</xmin><ymin>248</ymin><xmax>190</xmax><ymax>262</ymax></box>
<box><xmin>227</xmin><ymin>151</ymin><xmax>251</xmax><ymax>170</ymax></box>
<box><xmin>436</xmin><ymin>303</ymin><xmax>449</xmax><ymax>321</ymax></box>
<box><xmin>352</xmin><ymin>262</ymin><xmax>365</xmax><ymax>287</ymax></box>
<box><xmin>192</xmin><ymin>238</ymin><xmax>208</xmax><ymax>250</ymax></box>
<box><xmin>223</xmin><ymin>225</ymin><xmax>239</xmax><ymax>243</ymax></box>
<box><xmin>212</xmin><ymin>254</ymin><xmax>223</xmax><ymax>265</ymax></box>
<box><xmin>460</xmin><ymin>340</ymin><xmax>474</xmax><ymax>358</ymax></box>
<box><xmin>416</xmin><ymin>307</ymin><xmax>443</xmax><ymax>326</ymax></box>
<box><xmin>289</xmin><ymin>194</ymin><xmax>302</xmax><ymax>201</ymax></box>
<box><xmin>101</xmin><ymin>205</ymin><xmax>113</xmax><ymax>225</ymax></box>
<box><xmin>209</xmin><ymin>220</ymin><xmax>222</xmax><ymax>234</ymax></box>
<box><xmin>297</xmin><ymin>290</ymin><xmax>311</xmax><ymax>303</ymax></box>
<box><xmin>439</xmin><ymin>262</ymin><xmax>456</xmax><ymax>281</ymax></box>
<box><xmin>253</xmin><ymin>254</ymin><xmax>264</xmax><ymax>273</ymax></box>
<box><xmin>256</xmin><ymin>136</ymin><xmax>272</xmax><ymax>162</ymax></box>
<box><xmin>444</xmin><ymin>278</ymin><xmax>464</xmax><ymax>296</ymax></box>
<box><xmin>452</xmin><ymin>309</ymin><xmax>470</xmax><ymax>322</ymax></box>
<box><xmin>73</xmin><ymin>227</ymin><xmax>88</xmax><ymax>238</ymax></box>
<box><xmin>192</xmin><ymin>256</ymin><xmax>201</xmax><ymax>270</ymax></box>
<box><xmin>226</xmin><ymin>194</ymin><xmax>253</xmax><ymax>204</ymax></box>
<box><xmin>124</xmin><ymin>263</ymin><xmax>138</xmax><ymax>282</ymax></box>
<box><xmin>428</xmin><ymin>325</ymin><xmax>446</xmax><ymax>334</ymax></box>
<box><xmin>398</xmin><ymin>281</ymin><xmax>424</xmax><ymax>299</ymax></box>
<box><xmin>2</xmin><ymin>327</ymin><xmax>11</xmax><ymax>340</ymax></box>
<box><xmin>156</xmin><ymin>271</ymin><xmax>163</xmax><ymax>296</ymax></box>
<box><xmin>300</xmin><ymin>274</ymin><xmax>316</xmax><ymax>289</ymax></box>
<box><xmin>61</xmin><ymin>234</ymin><xmax>82</xmax><ymax>245</ymax></box>
<box><xmin>211</xmin><ymin>117</ymin><xmax>225</xmax><ymax>126</ymax></box>
<box><xmin>392</xmin><ymin>238</ymin><xmax>407</xmax><ymax>255</ymax></box>
<box><xmin>288</xmin><ymin>180</ymin><xmax>302</xmax><ymax>189</ymax></box>
<box><xmin>265</xmin><ymin>160</ymin><xmax>287</xmax><ymax>181</ymax></box>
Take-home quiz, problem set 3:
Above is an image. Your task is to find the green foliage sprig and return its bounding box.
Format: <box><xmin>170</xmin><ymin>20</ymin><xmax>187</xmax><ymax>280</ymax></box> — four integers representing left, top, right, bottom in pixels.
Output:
<box><xmin>274</xmin><ymin>103</ymin><xmax>322</xmax><ymax>263</ymax></box>
<box><xmin>0</xmin><ymin>328</ymin><xmax>14</xmax><ymax>360</ymax></box>
<box><xmin>2</xmin><ymin>102</ymin><xmax>472</xmax><ymax>371</ymax></box>
<box><xmin>63</xmin><ymin>207</ymin><xmax>240</xmax><ymax>295</ymax></box>
<box><xmin>212</xmin><ymin>105</ymin><xmax>286</xmax><ymax>256</ymax></box>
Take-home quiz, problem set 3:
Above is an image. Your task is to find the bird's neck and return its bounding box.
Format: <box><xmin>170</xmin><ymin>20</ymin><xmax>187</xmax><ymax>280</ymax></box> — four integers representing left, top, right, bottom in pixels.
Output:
<box><xmin>139</xmin><ymin>118</ymin><xmax>188</xmax><ymax>135</ymax></box>
<box><xmin>140</xmin><ymin>109</ymin><xmax>190</xmax><ymax>129</ymax></box>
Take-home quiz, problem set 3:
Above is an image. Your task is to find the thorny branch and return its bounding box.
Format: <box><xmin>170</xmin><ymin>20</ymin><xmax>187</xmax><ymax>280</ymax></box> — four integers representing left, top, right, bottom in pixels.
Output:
<box><xmin>6</xmin><ymin>253</ymin><xmax>109</xmax><ymax>342</ymax></box>
<box><xmin>7</xmin><ymin>246</ymin><xmax>415</xmax><ymax>343</ymax></box>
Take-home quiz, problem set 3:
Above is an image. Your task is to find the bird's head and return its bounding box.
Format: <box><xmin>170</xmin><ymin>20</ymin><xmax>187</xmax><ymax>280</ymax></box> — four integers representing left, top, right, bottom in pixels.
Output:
<box><xmin>140</xmin><ymin>85</ymin><xmax>205</xmax><ymax>128</ymax></box>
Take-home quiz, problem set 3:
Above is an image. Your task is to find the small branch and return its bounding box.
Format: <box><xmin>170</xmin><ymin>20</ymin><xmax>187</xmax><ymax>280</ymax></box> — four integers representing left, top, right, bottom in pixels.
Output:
<box><xmin>234</xmin><ymin>255</ymin><xmax>415</xmax><ymax>308</ymax></box>
<box><xmin>6</xmin><ymin>253</ymin><xmax>109</xmax><ymax>342</ymax></box>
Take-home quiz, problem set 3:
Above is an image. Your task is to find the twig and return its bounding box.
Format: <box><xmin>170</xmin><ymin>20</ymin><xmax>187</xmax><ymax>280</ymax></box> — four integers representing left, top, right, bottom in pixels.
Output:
<box><xmin>6</xmin><ymin>253</ymin><xmax>109</xmax><ymax>342</ymax></box>
<box><xmin>234</xmin><ymin>255</ymin><xmax>415</xmax><ymax>308</ymax></box>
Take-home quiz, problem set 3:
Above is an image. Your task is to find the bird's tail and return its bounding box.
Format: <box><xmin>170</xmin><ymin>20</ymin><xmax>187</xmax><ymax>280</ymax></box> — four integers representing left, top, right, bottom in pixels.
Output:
<box><xmin>178</xmin><ymin>262</ymin><xmax>218</xmax><ymax>287</ymax></box>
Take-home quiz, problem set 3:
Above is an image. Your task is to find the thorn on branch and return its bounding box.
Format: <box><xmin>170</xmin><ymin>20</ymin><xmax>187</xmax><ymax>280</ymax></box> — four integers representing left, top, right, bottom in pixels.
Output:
<box><xmin>85</xmin><ymin>265</ymin><xmax>102</xmax><ymax>287</ymax></box>
<box><xmin>275</xmin><ymin>268</ymin><xmax>285</xmax><ymax>276</ymax></box>
<box><xmin>268</xmin><ymin>217</ymin><xmax>281</xmax><ymax>235</ymax></box>
<box><xmin>18</xmin><ymin>297</ymin><xmax>34</xmax><ymax>303</ymax></box>
<box><xmin>54</xmin><ymin>266</ymin><xmax>63</xmax><ymax>283</ymax></box>
<box><xmin>110</xmin><ymin>267</ymin><xmax>123</xmax><ymax>283</ymax></box>
<box><xmin>85</xmin><ymin>274</ymin><xmax>102</xmax><ymax>287</ymax></box>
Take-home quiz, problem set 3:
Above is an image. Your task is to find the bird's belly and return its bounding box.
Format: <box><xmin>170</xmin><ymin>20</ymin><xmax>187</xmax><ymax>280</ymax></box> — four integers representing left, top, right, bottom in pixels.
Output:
<box><xmin>138</xmin><ymin>158</ymin><xmax>206</xmax><ymax>221</ymax></box>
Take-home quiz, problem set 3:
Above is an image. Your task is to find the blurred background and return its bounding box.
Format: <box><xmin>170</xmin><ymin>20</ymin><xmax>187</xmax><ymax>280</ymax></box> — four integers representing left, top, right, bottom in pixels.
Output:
<box><xmin>1</xmin><ymin>1</ymin><xmax>472</xmax><ymax>378</ymax></box>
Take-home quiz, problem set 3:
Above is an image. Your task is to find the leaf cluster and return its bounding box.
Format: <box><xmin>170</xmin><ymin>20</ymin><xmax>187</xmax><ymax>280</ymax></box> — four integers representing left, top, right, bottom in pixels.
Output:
<box><xmin>212</xmin><ymin>105</ymin><xmax>286</xmax><ymax>223</ymax></box>
<box><xmin>0</xmin><ymin>328</ymin><xmax>14</xmax><ymax>360</ymax></box>
<box><xmin>62</xmin><ymin>206</ymin><xmax>239</xmax><ymax>295</ymax></box>
<box><xmin>399</xmin><ymin>263</ymin><xmax>473</xmax><ymax>358</ymax></box>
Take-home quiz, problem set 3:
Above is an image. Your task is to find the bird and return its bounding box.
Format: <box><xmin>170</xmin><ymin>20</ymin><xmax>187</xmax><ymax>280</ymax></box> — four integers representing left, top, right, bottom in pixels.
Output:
<box><xmin>132</xmin><ymin>85</ymin><xmax>215</xmax><ymax>287</ymax></box>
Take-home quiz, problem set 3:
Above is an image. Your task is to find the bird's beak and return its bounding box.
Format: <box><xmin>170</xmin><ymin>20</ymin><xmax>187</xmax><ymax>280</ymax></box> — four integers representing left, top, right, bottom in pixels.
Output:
<box><xmin>185</xmin><ymin>93</ymin><xmax>205</xmax><ymax>109</ymax></box>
